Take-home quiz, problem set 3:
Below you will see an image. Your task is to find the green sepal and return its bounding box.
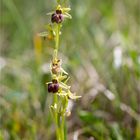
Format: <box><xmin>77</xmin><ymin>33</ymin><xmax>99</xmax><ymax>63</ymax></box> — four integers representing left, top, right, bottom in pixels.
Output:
<box><xmin>59</xmin><ymin>82</ymin><xmax>71</xmax><ymax>89</ymax></box>
<box><xmin>57</xmin><ymin>90</ymin><xmax>67</xmax><ymax>96</ymax></box>
<box><xmin>62</xmin><ymin>7</ymin><xmax>71</xmax><ymax>13</ymax></box>
<box><xmin>67</xmin><ymin>90</ymin><xmax>81</xmax><ymax>100</ymax></box>
<box><xmin>64</xmin><ymin>76</ymin><xmax>70</xmax><ymax>84</ymax></box>
<box><xmin>58</xmin><ymin>75</ymin><xmax>68</xmax><ymax>81</ymax></box>
<box><xmin>63</xmin><ymin>12</ymin><xmax>72</xmax><ymax>19</ymax></box>
<box><xmin>46</xmin><ymin>11</ymin><xmax>54</xmax><ymax>15</ymax></box>
<box><xmin>38</xmin><ymin>32</ymin><xmax>48</xmax><ymax>37</ymax></box>
<box><xmin>61</xmin><ymin>67</ymin><xmax>68</xmax><ymax>75</ymax></box>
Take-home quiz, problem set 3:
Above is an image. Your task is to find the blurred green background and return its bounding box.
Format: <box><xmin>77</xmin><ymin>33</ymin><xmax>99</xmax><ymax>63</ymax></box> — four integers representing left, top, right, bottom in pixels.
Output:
<box><xmin>0</xmin><ymin>0</ymin><xmax>140</xmax><ymax>139</ymax></box>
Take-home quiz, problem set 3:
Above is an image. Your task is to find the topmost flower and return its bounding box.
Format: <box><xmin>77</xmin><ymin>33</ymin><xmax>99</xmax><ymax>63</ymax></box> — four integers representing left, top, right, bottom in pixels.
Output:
<box><xmin>48</xmin><ymin>5</ymin><xmax>72</xmax><ymax>24</ymax></box>
<box><xmin>51</xmin><ymin>9</ymin><xmax>63</xmax><ymax>23</ymax></box>
<box><xmin>39</xmin><ymin>5</ymin><xmax>72</xmax><ymax>38</ymax></box>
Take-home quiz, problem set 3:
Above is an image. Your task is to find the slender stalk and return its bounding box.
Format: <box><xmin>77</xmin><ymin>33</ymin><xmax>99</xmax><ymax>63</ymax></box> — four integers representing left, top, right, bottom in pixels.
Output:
<box><xmin>61</xmin><ymin>115</ymin><xmax>65</xmax><ymax>140</ymax></box>
<box><xmin>53</xmin><ymin>94</ymin><xmax>60</xmax><ymax>140</ymax></box>
<box><xmin>53</xmin><ymin>23</ymin><xmax>65</xmax><ymax>140</ymax></box>
<box><xmin>55</xmin><ymin>24</ymin><xmax>61</xmax><ymax>58</ymax></box>
<box><xmin>61</xmin><ymin>96</ymin><xmax>68</xmax><ymax>140</ymax></box>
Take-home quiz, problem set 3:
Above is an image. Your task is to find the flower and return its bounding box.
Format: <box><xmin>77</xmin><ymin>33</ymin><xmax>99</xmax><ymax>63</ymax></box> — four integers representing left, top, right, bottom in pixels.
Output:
<box><xmin>51</xmin><ymin>59</ymin><xmax>61</xmax><ymax>74</ymax></box>
<box><xmin>47</xmin><ymin>5</ymin><xmax>72</xmax><ymax>24</ymax></box>
<box><xmin>51</xmin><ymin>10</ymin><xmax>64</xmax><ymax>24</ymax></box>
<box><xmin>48</xmin><ymin>79</ymin><xmax>59</xmax><ymax>93</ymax></box>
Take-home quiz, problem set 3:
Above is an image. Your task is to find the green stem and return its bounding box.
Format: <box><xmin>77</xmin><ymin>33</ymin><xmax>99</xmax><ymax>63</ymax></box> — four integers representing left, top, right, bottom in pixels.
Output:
<box><xmin>53</xmin><ymin>94</ymin><xmax>60</xmax><ymax>140</ymax></box>
<box><xmin>52</xmin><ymin>23</ymin><xmax>67</xmax><ymax>140</ymax></box>
<box><xmin>61</xmin><ymin>115</ymin><xmax>65</xmax><ymax>140</ymax></box>
<box><xmin>60</xmin><ymin>96</ymin><xmax>68</xmax><ymax>140</ymax></box>
<box><xmin>55</xmin><ymin>24</ymin><xmax>61</xmax><ymax>58</ymax></box>
<box><xmin>53</xmin><ymin>23</ymin><xmax>63</xmax><ymax>140</ymax></box>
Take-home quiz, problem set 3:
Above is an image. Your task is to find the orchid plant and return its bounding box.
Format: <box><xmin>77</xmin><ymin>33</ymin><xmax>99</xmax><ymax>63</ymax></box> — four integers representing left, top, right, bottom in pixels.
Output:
<box><xmin>39</xmin><ymin>1</ymin><xmax>81</xmax><ymax>140</ymax></box>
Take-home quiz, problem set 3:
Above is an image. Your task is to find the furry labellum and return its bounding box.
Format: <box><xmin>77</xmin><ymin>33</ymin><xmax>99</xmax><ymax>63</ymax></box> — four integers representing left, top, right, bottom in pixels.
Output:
<box><xmin>48</xmin><ymin>80</ymin><xmax>59</xmax><ymax>93</ymax></box>
<box><xmin>51</xmin><ymin>10</ymin><xmax>63</xmax><ymax>23</ymax></box>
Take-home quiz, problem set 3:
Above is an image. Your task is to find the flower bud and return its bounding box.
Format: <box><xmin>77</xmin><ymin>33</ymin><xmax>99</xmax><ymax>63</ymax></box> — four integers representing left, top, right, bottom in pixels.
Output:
<box><xmin>51</xmin><ymin>59</ymin><xmax>61</xmax><ymax>74</ymax></box>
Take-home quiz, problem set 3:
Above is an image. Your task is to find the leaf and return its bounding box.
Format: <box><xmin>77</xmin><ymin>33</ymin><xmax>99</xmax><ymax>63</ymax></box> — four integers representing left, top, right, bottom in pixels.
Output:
<box><xmin>135</xmin><ymin>122</ymin><xmax>140</xmax><ymax>139</ymax></box>
<box><xmin>79</xmin><ymin>110</ymin><xmax>96</xmax><ymax>123</ymax></box>
<box><xmin>110</xmin><ymin>123</ymin><xmax>124</xmax><ymax>140</ymax></box>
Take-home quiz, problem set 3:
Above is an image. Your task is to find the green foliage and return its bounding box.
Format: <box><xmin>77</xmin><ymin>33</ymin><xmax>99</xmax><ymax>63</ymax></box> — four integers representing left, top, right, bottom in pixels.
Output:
<box><xmin>0</xmin><ymin>0</ymin><xmax>139</xmax><ymax>139</ymax></box>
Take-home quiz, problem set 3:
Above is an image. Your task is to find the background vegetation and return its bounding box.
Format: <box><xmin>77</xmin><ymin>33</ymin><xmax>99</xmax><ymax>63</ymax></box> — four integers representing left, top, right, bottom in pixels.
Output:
<box><xmin>0</xmin><ymin>0</ymin><xmax>140</xmax><ymax>139</ymax></box>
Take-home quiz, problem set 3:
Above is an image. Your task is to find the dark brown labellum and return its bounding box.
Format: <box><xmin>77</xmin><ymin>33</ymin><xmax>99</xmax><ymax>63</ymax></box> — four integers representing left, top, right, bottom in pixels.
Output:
<box><xmin>51</xmin><ymin>12</ymin><xmax>63</xmax><ymax>24</ymax></box>
<box><xmin>48</xmin><ymin>82</ymin><xmax>59</xmax><ymax>93</ymax></box>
